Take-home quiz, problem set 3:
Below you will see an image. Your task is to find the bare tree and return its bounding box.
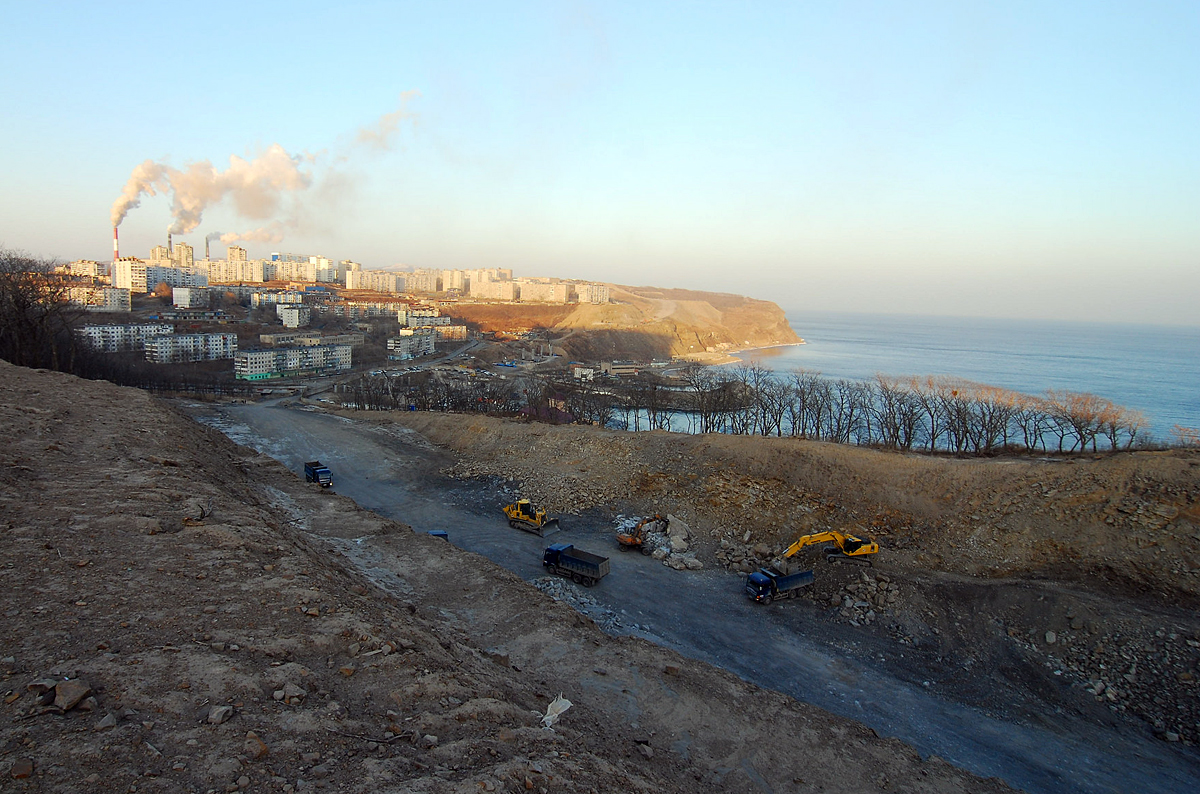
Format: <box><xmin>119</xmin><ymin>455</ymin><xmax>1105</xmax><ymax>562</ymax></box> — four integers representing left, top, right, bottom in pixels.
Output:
<box><xmin>0</xmin><ymin>247</ymin><xmax>81</xmax><ymax>370</ymax></box>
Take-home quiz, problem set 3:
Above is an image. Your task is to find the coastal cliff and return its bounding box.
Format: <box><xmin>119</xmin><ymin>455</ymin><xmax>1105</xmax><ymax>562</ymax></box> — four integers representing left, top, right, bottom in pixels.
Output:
<box><xmin>445</xmin><ymin>284</ymin><xmax>801</xmax><ymax>361</ymax></box>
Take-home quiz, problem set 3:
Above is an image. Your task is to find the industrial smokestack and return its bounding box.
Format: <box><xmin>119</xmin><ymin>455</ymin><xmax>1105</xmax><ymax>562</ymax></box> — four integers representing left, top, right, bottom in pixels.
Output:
<box><xmin>168</xmin><ymin>231</ymin><xmax>173</xmax><ymax>255</ymax></box>
<box><xmin>205</xmin><ymin>237</ymin><xmax>210</xmax><ymax>261</ymax></box>
<box><xmin>112</xmin><ymin>227</ymin><xmax>119</xmax><ymax>262</ymax></box>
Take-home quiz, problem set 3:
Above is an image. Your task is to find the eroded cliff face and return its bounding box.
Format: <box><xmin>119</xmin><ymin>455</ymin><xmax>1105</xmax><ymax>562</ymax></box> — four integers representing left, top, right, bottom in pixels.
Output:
<box><xmin>444</xmin><ymin>284</ymin><xmax>801</xmax><ymax>360</ymax></box>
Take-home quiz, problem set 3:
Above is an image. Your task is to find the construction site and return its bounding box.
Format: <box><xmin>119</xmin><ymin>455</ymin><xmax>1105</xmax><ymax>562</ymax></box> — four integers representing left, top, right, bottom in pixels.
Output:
<box><xmin>2</xmin><ymin>359</ymin><xmax>1199</xmax><ymax>793</ymax></box>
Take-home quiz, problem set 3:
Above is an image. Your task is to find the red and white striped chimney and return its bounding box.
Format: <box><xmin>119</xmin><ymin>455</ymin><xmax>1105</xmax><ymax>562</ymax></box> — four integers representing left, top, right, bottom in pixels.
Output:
<box><xmin>112</xmin><ymin>226</ymin><xmax>119</xmax><ymax>261</ymax></box>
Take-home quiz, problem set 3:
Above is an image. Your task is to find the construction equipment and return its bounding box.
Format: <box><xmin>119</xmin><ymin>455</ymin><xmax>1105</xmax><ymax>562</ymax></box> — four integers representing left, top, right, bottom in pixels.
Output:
<box><xmin>304</xmin><ymin>461</ymin><xmax>333</xmax><ymax>488</ymax></box>
<box><xmin>782</xmin><ymin>530</ymin><xmax>879</xmax><ymax>565</ymax></box>
<box><xmin>616</xmin><ymin>514</ymin><xmax>668</xmax><ymax>554</ymax></box>
<box><xmin>543</xmin><ymin>543</ymin><xmax>610</xmax><ymax>587</ymax></box>
<box><xmin>745</xmin><ymin>568</ymin><xmax>814</xmax><ymax>604</ymax></box>
<box><xmin>502</xmin><ymin>499</ymin><xmax>560</xmax><ymax>535</ymax></box>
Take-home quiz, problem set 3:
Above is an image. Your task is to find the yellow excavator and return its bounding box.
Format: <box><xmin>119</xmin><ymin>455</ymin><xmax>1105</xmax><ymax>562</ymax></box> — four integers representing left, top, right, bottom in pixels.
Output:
<box><xmin>502</xmin><ymin>499</ymin><xmax>560</xmax><ymax>536</ymax></box>
<box><xmin>616</xmin><ymin>514</ymin><xmax>668</xmax><ymax>554</ymax></box>
<box><xmin>782</xmin><ymin>529</ymin><xmax>879</xmax><ymax>565</ymax></box>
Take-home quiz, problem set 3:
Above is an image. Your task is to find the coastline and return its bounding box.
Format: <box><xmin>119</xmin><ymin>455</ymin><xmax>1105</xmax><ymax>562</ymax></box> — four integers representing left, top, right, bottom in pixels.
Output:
<box><xmin>673</xmin><ymin>339</ymin><xmax>807</xmax><ymax>367</ymax></box>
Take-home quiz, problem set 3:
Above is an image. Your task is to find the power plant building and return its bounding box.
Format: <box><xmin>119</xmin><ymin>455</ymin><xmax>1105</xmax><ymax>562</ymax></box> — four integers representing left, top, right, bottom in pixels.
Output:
<box><xmin>144</xmin><ymin>333</ymin><xmax>238</xmax><ymax>364</ymax></box>
<box><xmin>234</xmin><ymin>344</ymin><xmax>353</xmax><ymax>380</ymax></box>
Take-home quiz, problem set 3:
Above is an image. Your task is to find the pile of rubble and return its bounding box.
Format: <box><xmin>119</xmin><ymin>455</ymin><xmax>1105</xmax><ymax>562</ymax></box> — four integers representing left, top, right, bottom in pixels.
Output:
<box><xmin>828</xmin><ymin>572</ymin><xmax>901</xmax><ymax>626</ymax></box>
<box><xmin>1010</xmin><ymin>618</ymin><xmax>1200</xmax><ymax>744</ymax></box>
<box><xmin>714</xmin><ymin>537</ymin><xmax>775</xmax><ymax>574</ymax></box>
<box><xmin>613</xmin><ymin>514</ymin><xmax>703</xmax><ymax>571</ymax></box>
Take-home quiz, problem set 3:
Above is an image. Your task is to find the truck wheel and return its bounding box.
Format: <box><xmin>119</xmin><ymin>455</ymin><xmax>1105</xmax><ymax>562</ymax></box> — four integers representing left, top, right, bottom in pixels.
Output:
<box><xmin>617</xmin><ymin>544</ymin><xmax>630</xmax><ymax>552</ymax></box>
<box><xmin>762</xmin><ymin>596</ymin><xmax>772</xmax><ymax>605</ymax></box>
<box><xmin>571</xmin><ymin>573</ymin><xmax>583</xmax><ymax>584</ymax></box>
<box><xmin>640</xmin><ymin>545</ymin><xmax>652</xmax><ymax>556</ymax></box>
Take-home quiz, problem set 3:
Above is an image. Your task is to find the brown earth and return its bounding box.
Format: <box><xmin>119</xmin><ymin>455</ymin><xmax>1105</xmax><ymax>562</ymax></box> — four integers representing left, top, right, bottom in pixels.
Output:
<box><xmin>388</xmin><ymin>411</ymin><xmax>1200</xmax><ymax>745</ymax></box>
<box><xmin>0</xmin><ymin>361</ymin><xmax>1007</xmax><ymax>793</ymax></box>
<box><xmin>443</xmin><ymin>285</ymin><xmax>800</xmax><ymax>361</ymax></box>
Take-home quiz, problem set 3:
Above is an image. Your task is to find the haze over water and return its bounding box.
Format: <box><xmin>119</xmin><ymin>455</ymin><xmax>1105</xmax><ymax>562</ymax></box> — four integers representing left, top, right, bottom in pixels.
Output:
<box><xmin>738</xmin><ymin>311</ymin><xmax>1200</xmax><ymax>440</ymax></box>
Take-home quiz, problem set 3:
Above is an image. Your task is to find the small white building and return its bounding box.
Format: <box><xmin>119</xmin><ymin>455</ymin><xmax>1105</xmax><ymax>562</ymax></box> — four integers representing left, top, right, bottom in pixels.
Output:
<box><xmin>278</xmin><ymin>304</ymin><xmax>311</xmax><ymax>328</ymax></box>
<box><xmin>172</xmin><ymin>287</ymin><xmax>211</xmax><ymax>309</ymax></box>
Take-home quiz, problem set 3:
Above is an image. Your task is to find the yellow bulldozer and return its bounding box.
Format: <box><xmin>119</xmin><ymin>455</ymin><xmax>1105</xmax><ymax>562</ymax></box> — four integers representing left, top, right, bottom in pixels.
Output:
<box><xmin>782</xmin><ymin>529</ymin><xmax>879</xmax><ymax>565</ymax></box>
<box><xmin>502</xmin><ymin>499</ymin><xmax>560</xmax><ymax>536</ymax></box>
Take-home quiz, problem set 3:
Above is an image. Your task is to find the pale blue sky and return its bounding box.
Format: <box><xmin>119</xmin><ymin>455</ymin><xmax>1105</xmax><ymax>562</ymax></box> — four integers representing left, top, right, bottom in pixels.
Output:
<box><xmin>1</xmin><ymin>1</ymin><xmax>1197</xmax><ymax>324</ymax></box>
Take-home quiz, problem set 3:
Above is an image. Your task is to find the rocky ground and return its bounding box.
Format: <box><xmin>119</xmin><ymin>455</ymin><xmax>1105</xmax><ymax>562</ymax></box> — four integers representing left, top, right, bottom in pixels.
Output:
<box><xmin>390</xmin><ymin>410</ymin><xmax>1200</xmax><ymax>747</ymax></box>
<box><xmin>0</xmin><ymin>361</ymin><xmax>1009</xmax><ymax>793</ymax></box>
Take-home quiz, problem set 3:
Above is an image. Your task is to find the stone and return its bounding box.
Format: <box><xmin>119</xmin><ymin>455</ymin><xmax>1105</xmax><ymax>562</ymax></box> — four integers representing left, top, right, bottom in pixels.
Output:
<box><xmin>96</xmin><ymin>712</ymin><xmax>119</xmax><ymax>729</ymax></box>
<box><xmin>244</xmin><ymin>732</ymin><xmax>269</xmax><ymax>759</ymax></box>
<box><xmin>684</xmin><ymin>557</ymin><xmax>703</xmax><ymax>570</ymax></box>
<box><xmin>338</xmin><ymin>665</ymin><xmax>356</xmax><ymax>677</ymax></box>
<box><xmin>650</xmin><ymin>547</ymin><xmax>669</xmax><ymax>561</ymax></box>
<box><xmin>10</xmin><ymin>759</ymin><xmax>33</xmax><ymax>779</ymax></box>
<box><xmin>664</xmin><ymin>664</ymin><xmax>680</xmax><ymax>676</ymax></box>
<box><xmin>669</xmin><ymin>536</ymin><xmax>689</xmax><ymax>553</ymax></box>
<box><xmin>77</xmin><ymin>696</ymin><xmax>98</xmax><ymax>712</ymax></box>
<box><xmin>282</xmin><ymin>683</ymin><xmax>307</xmax><ymax>704</ymax></box>
<box><xmin>208</xmin><ymin>705</ymin><xmax>235</xmax><ymax>724</ymax></box>
<box><xmin>26</xmin><ymin>678</ymin><xmax>58</xmax><ymax>694</ymax></box>
<box><xmin>420</xmin><ymin>734</ymin><xmax>439</xmax><ymax>748</ymax></box>
<box><xmin>273</xmin><ymin>689</ymin><xmax>285</xmax><ymax>701</ymax></box>
<box><xmin>637</xmin><ymin>743</ymin><xmax>654</xmax><ymax>759</ymax></box>
<box><xmin>1045</xmin><ymin>631</ymin><xmax>1057</xmax><ymax>645</ymax></box>
<box><xmin>54</xmin><ymin>679</ymin><xmax>91</xmax><ymax>711</ymax></box>
<box><xmin>238</xmin><ymin>775</ymin><xmax>251</xmax><ymax>789</ymax></box>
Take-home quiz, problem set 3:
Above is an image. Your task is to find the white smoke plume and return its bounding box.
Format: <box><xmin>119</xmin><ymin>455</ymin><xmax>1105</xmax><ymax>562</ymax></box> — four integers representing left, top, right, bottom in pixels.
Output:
<box><xmin>217</xmin><ymin>224</ymin><xmax>286</xmax><ymax>244</ymax></box>
<box><xmin>110</xmin><ymin>144</ymin><xmax>312</xmax><ymax>234</ymax></box>
<box><xmin>356</xmin><ymin>90</ymin><xmax>421</xmax><ymax>150</ymax></box>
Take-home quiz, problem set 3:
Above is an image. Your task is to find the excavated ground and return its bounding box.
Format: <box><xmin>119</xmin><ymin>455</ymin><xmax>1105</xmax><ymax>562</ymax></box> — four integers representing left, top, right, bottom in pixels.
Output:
<box><xmin>390</xmin><ymin>411</ymin><xmax>1200</xmax><ymax>748</ymax></box>
<box><xmin>0</xmin><ymin>361</ymin><xmax>1006</xmax><ymax>793</ymax></box>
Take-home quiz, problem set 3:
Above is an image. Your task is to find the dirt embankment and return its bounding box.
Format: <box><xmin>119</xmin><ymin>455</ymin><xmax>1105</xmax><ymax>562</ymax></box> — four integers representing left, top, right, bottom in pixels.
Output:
<box><xmin>444</xmin><ymin>285</ymin><xmax>800</xmax><ymax>360</ymax></box>
<box><xmin>387</xmin><ymin>410</ymin><xmax>1200</xmax><ymax>744</ymax></box>
<box><xmin>0</xmin><ymin>362</ymin><xmax>1008</xmax><ymax>792</ymax></box>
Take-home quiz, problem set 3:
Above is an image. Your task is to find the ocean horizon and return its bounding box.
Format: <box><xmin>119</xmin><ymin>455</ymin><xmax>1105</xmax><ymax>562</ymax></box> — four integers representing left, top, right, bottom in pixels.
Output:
<box><xmin>733</xmin><ymin>310</ymin><xmax>1200</xmax><ymax>440</ymax></box>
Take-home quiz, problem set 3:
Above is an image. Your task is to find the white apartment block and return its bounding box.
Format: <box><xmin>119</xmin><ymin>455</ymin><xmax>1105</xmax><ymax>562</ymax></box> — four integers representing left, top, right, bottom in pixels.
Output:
<box><xmin>67</xmin><ymin>286</ymin><xmax>131</xmax><ymax>313</ymax></box>
<box><xmin>172</xmin><ymin>287</ymin><xmax>211</xmax><ymax>308</ymax></box>
<box><xmin>278</xmin><ymin>305</ymin><xmax>311</xmax><ymax>328</ymax></box>
<box><xmin>234</xmin><ymin>344</ymin><xmax>352</xmax><ymax>380</ymax></box>
<box><xmin>78</xmin><ymin>323</ymin><xmax>174</xmax><ymax>352</ymax></box>
<box><xmin>576</xmin><ymin>283</ymin><xmax>610</xmax><ymax>304</ymax></box>
<box><xmin>517</xmin><ymin>280</ymin><xmax>569</xmax><ymax>303</ymax></box>
<box><xmin>144</xmin><ymin>333</ymin><xmax>238</xmax><ymax>364</ymax></box>
<box><xmin>64</xmin><ymin>260</ymin><xmax>109</xmax><ymax>279</ymax></box>
<box><xmin>405</xmin><ymin>271</ymin><xmax>440</xmax><ymax>293</ymax></box>
<box><xmin>251</xmin><ymin>291</ymin><xmax>304</xmax><ymax>308</ymax></box>
<box><xmin>386</xmin><ymin>328</ymin><xmax>437</xmax><ymax>360</ymax></box>
<box><xmin>228</xmin><ymin>246</ymin><xmax>248</xmax><ymax>262</ymax></box>
<box><xmin>346</xmin><ymin>269</ymin><xmax>405</xmax><ymax>293</ymax></box>
<box><xmin>441</xmin><ymin>269</ymin><xmax>466</xmax><ymax>291</ymax></box>
<box><xmin>471</xmin><ymin>280</ymin><xmax>517</xmax><ymax>301</ymax></box>
<box><xmin>208</xmin><ymin>258</ymin><xmax>265</xmax><ymax>283</ymax></box>
<box><xmin>112</xmin><ymin>258</ymin><xmax>148</xmax><ymax>293</ymax></box>
<box><xmin>145</xmin><ymin>264</ymin><xmax>209</xmax><ymax>291</ymax></box>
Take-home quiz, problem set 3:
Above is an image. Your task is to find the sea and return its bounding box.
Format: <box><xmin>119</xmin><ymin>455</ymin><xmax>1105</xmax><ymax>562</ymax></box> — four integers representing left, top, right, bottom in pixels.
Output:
<box><xmin>733</xmin><ymin>311</ymin><xmax>1200</xmax><ymax>441</ymax></box>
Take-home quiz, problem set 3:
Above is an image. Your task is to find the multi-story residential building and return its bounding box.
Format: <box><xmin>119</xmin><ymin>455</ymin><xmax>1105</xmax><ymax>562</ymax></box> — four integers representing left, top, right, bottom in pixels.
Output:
<box><xmin>67</xmin><ymin>286</ymin><xmax>131</xmax><ymax>313</ymax></box>
<box><xmin>172</xmin><ymin>242</ymin><xmax>195</xmax><ymax>268</ymax></box>
<box><xmin>251</xmin><ymin>291</ymin><xmax>304</xmax><ymax>308</ymax></box>
<box><xmin>516</xmin><ymin>280</ymin><xmax>569</xmax><ymax>303</ymax></box>
<box><xmin>278</xmin><ymin>305</ymin><xmax>311</xmax><ymax>328</ymax></box>
<box><xmin>144</xmin><ymin>264</ymin><xmax>209</xmax><ymax>291</ymax></box>
<box><xmin>575</xmin><ymin>283</ymin><xmax>610</xmax><ymax>304</ymax></box>
<box><xmin>63</xmin><ymin>260</ymin><xmax>108</xmax><ymax>279</ymax></box>
<box><xmin>234</xmin><ymin>344</ymin><xmax>352</xmax><ymax>380</ymax></box>
<box><xmin>77</xmin><ymin>323</ymin><xmax>174</xmax><ymax>352</ymax></box>
<box><xmin>386</xmin><ymin>328</ymin><xmax>436</xmax><ymax>360</ymax></box>
<box><xmin>144</xmin><ymin>333</ymin><xmax>238</xmax><ymax>364</ymax></box>
<box><xmin>405</xmin><ymin>270</ymin><xmax>440</xmax><ymax>294</ymax></box>
<box><xmin>470</xmin><ymin>280</ymin><xmax>517</xmax><ymax>301</ymax></box>
<box><xmin>435</xmin><ymin>325</ymin><xmax>469</xmax><ymax>341</ymax></box>
<box><xmin>346</xmin><ymin>269</ymin><xmax>405</xmax><ymax>293</ymax></box>
<box><xmin>112</xmin><ymin>257</ymin><xmax>149</xmax><ymax>293</ymax></box>
<box><xmin>228</xmin><ymin>246</ymin><xmax>248</xmax><ymax>262</ymax></box>
<box><xmin>148</xmin><ymin>245</ymin><xmax>170</xmax><ymax>262</ymax></box>
<box><xmin>207</xmin><ymin>258</ymin><xmax>265</xmax><ymax>283</ymax></box>
<box><xmin>172</xmin><ymin>287</ymin><xmax>211</xmax><ymax>309</ymax></box>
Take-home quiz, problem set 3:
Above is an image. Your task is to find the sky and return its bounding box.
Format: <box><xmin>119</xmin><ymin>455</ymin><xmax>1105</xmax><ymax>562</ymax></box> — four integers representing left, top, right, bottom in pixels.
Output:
<box><xmin>1</xmin><ymin>1</ymin><xmax>1197</xmax><ymax>325</ymax></box>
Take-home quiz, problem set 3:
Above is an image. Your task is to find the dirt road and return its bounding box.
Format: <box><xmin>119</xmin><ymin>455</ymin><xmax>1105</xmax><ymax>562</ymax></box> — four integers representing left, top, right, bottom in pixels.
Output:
<box><xmin>186</xmin><ymin>399</ymin><xmax>1200</xmax><ymax>794</ymax></box>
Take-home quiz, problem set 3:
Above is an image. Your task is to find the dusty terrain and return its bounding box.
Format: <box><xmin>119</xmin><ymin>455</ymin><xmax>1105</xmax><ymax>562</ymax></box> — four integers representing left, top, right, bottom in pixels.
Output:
<box><xmin>444</xmin><ymin>285</ymin><xmax>800</xmax><ymax>360</ymax></box>
<box><xmin>390</xmin><ymin>410</ymin><xmax>1200</xmax><ymax>751</ymax></box>
<box><xmin>0</xmin><ymin>361</ymin><xmax>1008</xmax><ymax>793</ymax></box>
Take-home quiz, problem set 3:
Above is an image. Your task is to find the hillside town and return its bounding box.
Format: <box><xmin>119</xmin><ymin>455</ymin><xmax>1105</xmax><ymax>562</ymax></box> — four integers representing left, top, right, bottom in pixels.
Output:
<box><xmin>59</xmin><ymin>243</ymin><xmax>612</xmax><ymax>381</ymax></box>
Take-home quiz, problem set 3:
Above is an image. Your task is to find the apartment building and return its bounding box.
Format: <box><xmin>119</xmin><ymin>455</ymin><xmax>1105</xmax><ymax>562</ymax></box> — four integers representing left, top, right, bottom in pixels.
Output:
<box><xmin>278</xmin><ymin>305</ymin><xmax>311</xmax><ymax>328</ymax></box>
<box><xmin>234</xmin><ymin>344</ymin><xmax>353</xmax><ymax>380</ymax></box>
<box><xmin>386</xmin><ymin>328</ymin><xmax>437</xmax><ymax>360</ymax></box>
<box><xmin>67</xmin><ymin>286</ymin><xmax>131</xmax><ymax>313</ymax></box>
<box><xmin>516</xmin><ymin>280</ymin><xmax>569</xmax><ymax>303</ymax></box>
<box><xmin>172</xmin><ymin>287</ymin><xmax>211</xmax><ymax>309</ymax></box>
<box><xmin>470</xmin><ymin>280</ymin><xmax>517</xmax><ymax>301</ymax></box>
<box><xmin>435</xmin><ymin>325</ymin><xmax>469</xmax><ymax>341</ymax></box>
<box><xmin>144</xmin><ymin>333</ymin><xmax>238</xmax><ymax>364</ymax></box>
<box><xmin>77</xmin><ymin>323</ymin><xmax>174</xmax><ymax>352</ymax></box>
<box><xmin>346</xmin><ymin>269</ymin><xmax>405</xmax><ymax>293</ymax></box>
<box><xmin>251</xmin><ymin>291</ymin><xmax>304</xmax><ymax>308</ymax></box>
<box><xmin>575</xmin><ymin>283</ymin><xmax>610</xmax><ymax>304</ymax></box>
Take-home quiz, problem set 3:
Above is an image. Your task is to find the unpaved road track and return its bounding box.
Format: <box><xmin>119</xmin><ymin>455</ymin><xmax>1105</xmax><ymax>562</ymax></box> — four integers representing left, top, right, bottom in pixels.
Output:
<box><xmin>187</xmin><ymin>400</ymin><xmax>1200</xmax><ymax>794</ymax></box>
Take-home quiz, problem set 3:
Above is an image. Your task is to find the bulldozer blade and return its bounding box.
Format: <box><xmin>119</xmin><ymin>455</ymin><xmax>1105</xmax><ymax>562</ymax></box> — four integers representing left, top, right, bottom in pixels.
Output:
<box><xmin>539</xmin><ymin>518</ymin><xmax>561</xmax><ymax>538</ymax></box>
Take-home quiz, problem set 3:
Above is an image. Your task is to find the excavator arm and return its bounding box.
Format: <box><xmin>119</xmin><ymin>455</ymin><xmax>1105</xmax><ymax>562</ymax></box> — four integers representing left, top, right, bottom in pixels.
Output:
<box><xmin>783</xmin><ymin>530</ymin><xmax>878</xmax><ymax>558</ymax></box>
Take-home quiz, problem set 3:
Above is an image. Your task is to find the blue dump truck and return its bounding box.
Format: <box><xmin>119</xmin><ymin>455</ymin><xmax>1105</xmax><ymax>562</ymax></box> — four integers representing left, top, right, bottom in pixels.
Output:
<box><xmin>304</xmin><ymin>460</ymin><xmax>333</xmax><ymax>488</ymax></box>
<box><xmin>543</xmin><ymin>544</ymin><xmax>610</xmax><ymax>587</ymax></box>
<box><xmin>744</xmin><ymin>567</ymin><xmax>814</xmax><ymax>604</ymax></box>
